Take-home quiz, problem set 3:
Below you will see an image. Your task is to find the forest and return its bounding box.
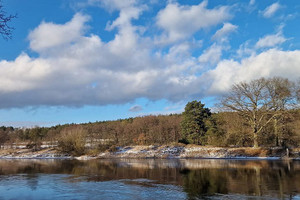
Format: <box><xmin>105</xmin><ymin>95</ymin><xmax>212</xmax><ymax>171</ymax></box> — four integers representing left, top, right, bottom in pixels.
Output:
<box><xmin>0</xmin><ymin>77</ymin><xmax>299</xmax><ymax>155</ymax></box>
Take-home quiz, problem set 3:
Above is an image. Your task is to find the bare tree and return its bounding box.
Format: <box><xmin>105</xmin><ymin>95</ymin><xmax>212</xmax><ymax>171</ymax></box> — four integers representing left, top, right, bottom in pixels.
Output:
<box><xmin>266</xmin><ymin>77</ymin><xmax>295</xmax><ymax>146</ymax></box>
<box><xmin>221</xmin><ymin>77</ymin><xmax>295</xmax><ymax>148</ymax></box>
<box><xmin>0</xmin><ymin>0</ymin><xmax>16</xmax><ymax>39</ymax></box>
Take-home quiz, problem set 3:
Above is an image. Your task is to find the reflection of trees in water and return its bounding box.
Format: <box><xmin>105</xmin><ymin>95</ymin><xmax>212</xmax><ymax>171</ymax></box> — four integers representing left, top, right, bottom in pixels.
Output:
<box><xmin>0</xmin><ymin>159</ymin><xmax>300</xmax><ymax>198</ymax></box>
<box><xmin>182</xmin><ymin>168</ymin><xmax>228</xmax><ymax>200</ymax></box>
<box><xmin>26</xmin><ymin>173</ymin><xmax>39</xmax><ymax>191</ymax></box>
<box><xmin>181</xmin><ymin>162</ymin><xmax>300</xmax><ymax>199</ymax></box>
<box><xmin>19</xmin><ymin>163</ymin><xmax>42</xmax><ymax>174</ymax></box>
<box><xmin>17</xmin><ymin>163</ymin><xmax>40</xmax><ymax>191</ymax></box>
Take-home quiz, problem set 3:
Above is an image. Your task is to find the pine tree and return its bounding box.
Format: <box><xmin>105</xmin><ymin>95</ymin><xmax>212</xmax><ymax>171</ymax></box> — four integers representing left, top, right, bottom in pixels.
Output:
<box><xmin>180</xmin><ymin>101</ymin><xmax>211</xmax><ymax>144</ymax></box>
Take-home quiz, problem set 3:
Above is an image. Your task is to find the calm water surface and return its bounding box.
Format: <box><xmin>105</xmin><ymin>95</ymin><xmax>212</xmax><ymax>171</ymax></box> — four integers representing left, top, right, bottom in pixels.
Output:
<box><xmin>0</xmin><ymin>159</ymin><xmax>299</xmax><ymax>200</ymax></box>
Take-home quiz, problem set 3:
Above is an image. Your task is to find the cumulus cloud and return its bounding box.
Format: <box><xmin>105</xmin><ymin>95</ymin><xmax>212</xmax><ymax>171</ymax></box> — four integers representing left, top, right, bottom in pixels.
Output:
<box><xmin>207</xmin><ymin>49</ymin><xmax>300</xmax><ymax>94</ymax></box>
<box><xmin>28</xmin><ymin>13</ymin><xmax>90</xmax><ymax>53</ymax></box>
<box><xmin>255</xmin><ymin>32</ymin><xmax>286</xmax><ymax>49</ymax></box>
<box><xmin>104</xmin><ymin>1</ymin><xmax>145</xmax><ymax>30</ymax></box>
<box><xmin>0</xmin><ymin>54</ymin><xmax>51</xmax><ymax>93</ymax></box>
<box><xmin>1</xmin><ymin>2</ymin><xmax>299</xmax><ymax>110</ymax></box>
<box><xmin>77</xmin><ymin>0</ymin><xmax>146</xmax><ymax>31</ymax></box>
<box><xmin>129</xmin><ymin>105</ymin><xmax>143</xmax><ymax>112</ymax></box>
<box><xmin>156</xmin><ymin>1</ymin><xmax>231</xmax><ymax>43</ymax></box>
<box><xmin>212</xmin><ymin>23</ymin><xmax>237</xmax><ymax>42</ymax></box>
<box><xmin>262</xmin><ymin>2</ymin><xmax>281</xmax><ymax>18</ymax></box>
<box><xmin>0</xmin><ymin>12</ymin><xmax>205</xmax><ymax>108</ymax></box>
<box><xmin>198</xmin><ymin>44</ymin><xmax>223</xmax><ymax>65</ymax></box>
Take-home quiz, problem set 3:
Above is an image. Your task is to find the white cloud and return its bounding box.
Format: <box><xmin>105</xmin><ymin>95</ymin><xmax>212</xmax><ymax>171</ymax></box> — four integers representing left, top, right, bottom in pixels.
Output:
<box><xmin>207</xmin><ymin>49</ymin><xmax>300</xmax><ymax>94</ymax></box>
<box><xmin>1</xmin><ymin>2</ymin><xmax>299</xmax><ymax>110</ymax></box>
<box><xmin>96</xmin><ymin>0</ymin><xmax>137</xmax><ymax>11</ymax></box>
<box><xmin>212</xmin><ymin>23</ymin><xmax>238</xmax><ymax>42</ymax></box>
<box><xmin>236</xmin><ymin>41</ymin><xmax>256</xmax><ymax>58</ymax></box>
<box><xmin>28</xmin><ymin>13</ymin><xmax>90</xmax><ymax>53</ymax></box>
<box><xmin>262</xmin><ymin>2</ymin><xmax>281</xmax><ymax>18</ymax></box>
<box><xmin>249</xmin><ymin>0</ymin><xmax>255</xmax><ymax>6</ymax></box>
<box><xmin>156</xmin><ymin>1</ymin><xmax>231</xmax><ymax>43</ymax></box>
<box><xmin>198</xmin><ymin>44</ymin><xmax>223</xmax><ymax>65</ymax></box>
<box><xmin>0</xmin><ymin>54</ymin><xmax>51</xmax><ymax>93</ymax></box>
<box><xmin>84</xmin><ymin>0</ymin><xmax>139</xmax><ymax>11</ymax></box>
<box><xmin>0</xmin><ymin>13</ymin><xmax>205</xmax><ymax>108</ymax></box>
<box><xmin>105</xmin><ymin>2</ymin><xmax>145</xmax><ymax>30</ymax></box>
<box><xmin>255</xmin><ymin>32</ymin><xmax>286</xmax><ymax>49</ymax></box>
<box><xmin>75</xmin><ymin>0</ymin><xmax>146</xmax><ymax>31</ymax></box>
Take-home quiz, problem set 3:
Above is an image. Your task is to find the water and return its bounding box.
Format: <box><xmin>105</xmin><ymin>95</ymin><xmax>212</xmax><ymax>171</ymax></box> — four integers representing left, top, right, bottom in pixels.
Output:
<box><xmin>0</xmin><ymin>159</ymin><xmax>299</xmax><ymax>200</ymax></box>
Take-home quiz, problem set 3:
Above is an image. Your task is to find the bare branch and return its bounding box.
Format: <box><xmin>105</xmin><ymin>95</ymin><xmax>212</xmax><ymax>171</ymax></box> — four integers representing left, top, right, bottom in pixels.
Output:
<box><xmin>0</xmin><ymin>1</ymin><xmax>17</xmax><ymax>40</ymax></box>
<box><xmin>220</xmin><ymin>77</ymin><xmax>296</xmax><ymax>147</ymax></box>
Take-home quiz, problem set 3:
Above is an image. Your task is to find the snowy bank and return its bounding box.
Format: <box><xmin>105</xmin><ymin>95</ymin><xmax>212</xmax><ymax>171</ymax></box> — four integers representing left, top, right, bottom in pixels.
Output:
<box><xmin>98</xmin><ymin>145</ymin><xmax>300</xmax><ymax>160</ymax></box>
<box><xmin>0</xmin><ymin>148</ymin><xmax>71</xmax><ymax>159</ymax></box>
<box><xmin>1</xmin><ymin>145</ymin><xmax>299</xmax><ymax>160</ymax></box>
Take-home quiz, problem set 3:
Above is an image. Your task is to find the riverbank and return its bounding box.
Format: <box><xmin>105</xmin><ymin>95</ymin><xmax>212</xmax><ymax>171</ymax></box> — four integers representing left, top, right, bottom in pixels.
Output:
<box><xmin>0</xmin><ymin>148</ymin><xmax>71</xmax><ymax>159</ymax></box>
<box><xmin>1</xmin><ymin>145</ymin><xmax>300</xmax><ymax>160</ymax></box>
<box><xmin>97</xmin><ymin>145</ymin><xmax>300</xmax><ymax>160</ymax></box>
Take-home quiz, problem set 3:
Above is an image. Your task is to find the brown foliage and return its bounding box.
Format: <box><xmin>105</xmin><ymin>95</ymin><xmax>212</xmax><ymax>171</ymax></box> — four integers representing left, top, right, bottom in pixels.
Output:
<box><xmin>57</xmin><ymin>126</ymin><xmax>87</xmax><ymax>156</ymax></box>
<box><xmin>2</xmin><ymin>108</ymin><xmax>300</xmax><ymax>151</ymax></box>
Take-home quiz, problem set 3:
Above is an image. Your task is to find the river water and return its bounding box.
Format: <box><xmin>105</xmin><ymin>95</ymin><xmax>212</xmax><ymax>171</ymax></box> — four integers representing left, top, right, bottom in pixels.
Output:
<box><xmin>0</xmin><ymin>159</ymin><xmax>299</xmax><ymax>200</ymax></box>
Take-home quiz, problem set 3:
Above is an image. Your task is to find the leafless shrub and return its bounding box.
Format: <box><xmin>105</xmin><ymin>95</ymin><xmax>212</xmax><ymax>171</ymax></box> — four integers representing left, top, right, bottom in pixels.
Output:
<box><xmin>58</xmin><ymin>126</ymin><xmax>87</xmax><ymax>156</ymax></box>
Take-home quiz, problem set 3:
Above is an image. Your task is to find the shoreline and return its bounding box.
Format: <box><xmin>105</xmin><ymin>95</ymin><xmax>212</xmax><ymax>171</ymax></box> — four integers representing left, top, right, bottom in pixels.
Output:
<box><xmin>1</xmin><ymin>145</ymin><xmax>299</xmax><ymax>160</ymax></box>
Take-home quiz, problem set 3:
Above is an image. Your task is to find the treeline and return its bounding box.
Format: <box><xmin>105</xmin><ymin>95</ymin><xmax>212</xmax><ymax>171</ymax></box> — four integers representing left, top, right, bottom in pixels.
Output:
<box><xmin>0</xmin><ymin>77</ymin><xmax>299</xmax><ymax>155</ymax></box>
<box><xmin>0</xmin><ymin>110</ymin><xmax>299</xmax><ymax>155</ymax></box>
<box><xmin>0</xmin><ymin>115</ymin><xmax>183</xmax><ymax>154</ymax></box>
<box><xmin>1</xmin><ymin>110</ymin><xmax>300</xmax><ymax>150</ymax></box>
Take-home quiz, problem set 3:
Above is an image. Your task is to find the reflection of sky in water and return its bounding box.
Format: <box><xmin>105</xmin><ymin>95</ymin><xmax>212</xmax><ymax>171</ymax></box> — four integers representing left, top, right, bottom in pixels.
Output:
<box><xmin>0</xmin><ymin>159</ymin><xmax>300</xmax><ymax>200</ymax></box>
<box><xmin>0</xmin><ymin>175</ymin><xmax>186</xmax><ymax>200</ymax></box>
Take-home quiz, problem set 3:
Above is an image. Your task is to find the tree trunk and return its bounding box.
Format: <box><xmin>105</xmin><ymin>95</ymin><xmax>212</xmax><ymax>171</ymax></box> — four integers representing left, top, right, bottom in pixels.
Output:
<box><xmin>255</xmin><ymin>167</ymin><xmax>262</xmax><ymax>196</ymax></box>
<box><xmin>253</xmin><ymin>126</ymin><xmax>259</xmax><ymax>148</ymax></box>
<box><xmin>274</xmin><ymin>118</ymin><xmax>279</xmax><ymax>146</ymax></box>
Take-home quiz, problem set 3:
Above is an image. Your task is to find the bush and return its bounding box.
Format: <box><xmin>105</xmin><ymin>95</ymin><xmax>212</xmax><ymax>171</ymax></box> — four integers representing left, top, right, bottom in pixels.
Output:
<box><xmin>86</xmin><ymin>148</ymin><xmax>100</xmax><ymax>156</ymax></box>
<box><xmin>58</xmin><ymin>126</ymin><xmax>87</xmax><ymax>156</ymax></box>
<box><xmin>97</xmin><ymin>142</ymin><xmax>118</xmax><ymax>153</ymax></box>
<box><xmin>26</xmin><ymin>141</ymin><xmax>42</xmax><ymax>152</ymax></box>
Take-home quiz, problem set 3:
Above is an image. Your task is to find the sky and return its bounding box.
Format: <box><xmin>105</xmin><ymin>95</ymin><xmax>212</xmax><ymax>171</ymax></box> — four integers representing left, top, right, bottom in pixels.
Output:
<box><xmin>0</xmin><ymin>0</ymin><xmax>299</xmax><ymax>127</ymax></box>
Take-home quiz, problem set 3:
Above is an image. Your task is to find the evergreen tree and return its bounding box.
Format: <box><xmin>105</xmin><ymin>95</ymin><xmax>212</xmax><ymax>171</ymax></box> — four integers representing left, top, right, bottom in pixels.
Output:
<box><xmin>180</xmin><ymin>101</ymin><xmax>211</xmax><ymax>144</ymax></box>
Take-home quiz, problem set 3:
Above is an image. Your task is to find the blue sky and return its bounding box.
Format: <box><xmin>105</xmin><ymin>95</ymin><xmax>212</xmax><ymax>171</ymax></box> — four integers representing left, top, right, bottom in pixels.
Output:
<box><xmin>0</xmin><ymin>0</ymin><xmax>299</xmax><ymax>127</ymax></box>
